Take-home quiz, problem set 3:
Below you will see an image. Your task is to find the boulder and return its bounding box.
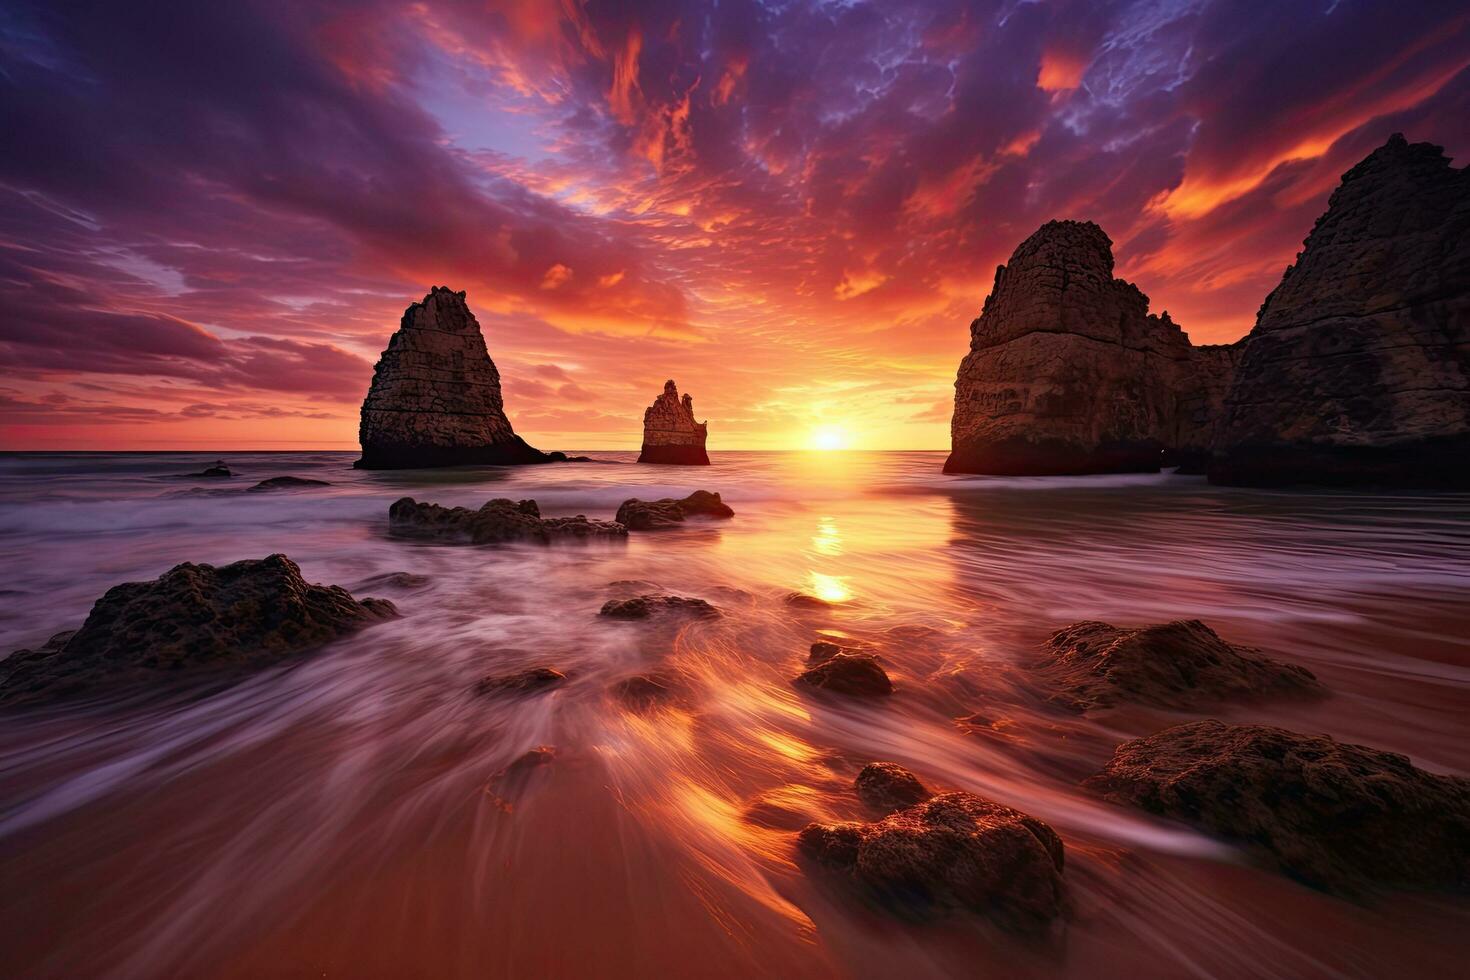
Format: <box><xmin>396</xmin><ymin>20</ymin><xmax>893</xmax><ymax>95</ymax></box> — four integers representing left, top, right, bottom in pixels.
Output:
<box><xmin>388</xmin><ymin>497</ymin><xmax>626</xmax><ymax>544</ymax></box>
<box><xmin>808</xmin><ymin>640</ymin><xmax>845</xmax><ymax>662</ymax></box>
<box><xmin>638</xmin><ymin>380</ymin><xmax>710</xmax><ymax>465</ymax></box>
<box><xmin>795</xmin><ymin>653</ymin><xmax>892</xmax><ymax>697</ymax></box>
<box><xmin>475</xmin><ymin>667</ymin><xmax>567</xmax><ymax>696</ymax></box>
<box><xmin>1086</xmin><ymin>720</ymin><xmax>1470</xmax><ymax>893</ymax></box>
<box><xmin>357</xmin><ymin>286</ymin><xmax>553</xmax><ymax>469</ymax></box>
<box><xmin>944</xmin><ymin>220</ymin><xmax>1240</xmax><ymax>475</ymax></box>
<box><xmin>1036</xmin><ymin>619</ymin><xmax>1324</xmax><ymax>710</ymax></box>
<box><xmin>855</xmin><ymin>762</ymin><xmax>931</xmax><ymax>813</ymax></box>
<box><xmin>247</xmin><ymin>476</ymin><xmax>331</xmax><ymax>492</ymax></box>
<box><xmin>798</xmin><ymin>791</ymin><xmax>1066</xmax><ymax>929</ymax></box>
<box><xmin>0</xmin><ymin>555</ymin><xmax>396</xmax><ymax>707</ymax></box>
<box><xmin>1211</xmin><ymin>135</ymin><xmax>1470</xmax><ymax>487</ymax></box>
<box><xmin>598</xmin><ymin>594</ymin><xmax>720</xmax><ymax>620</ymax></box>
<box><xmin>615</xmin><ymin>490</ymin><xmax>734</xmax><ymax>530</ymax></box>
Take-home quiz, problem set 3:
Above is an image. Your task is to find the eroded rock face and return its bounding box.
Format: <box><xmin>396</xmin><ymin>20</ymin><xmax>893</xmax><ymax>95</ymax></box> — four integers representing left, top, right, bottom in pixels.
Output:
<box><xmin>1036</xmin><ymin>619</ymin><xmax>1324</xmax><ymax>711</ymax></box>
<box><xmin>638</xmin><ymin>380</ymin><xmax>710</xmax><ymax>465</ymax></box>
<box><xmin>1211</xmin><ymin>135</ymin><xmax>1470</xmax><ymax>487</ymax></box>
<box><xmin>615</xmin><ymin>490</ymin><xmax>734</xmax><ymax>529</ymax></box>
<box><xmin>1085</xmin><ymin>720</ymin><xmax>1470</xmax><ymax>894</ymax></box>
<box><xmin>798</xmin><ymin>791</ymin><xmax>1066</xmax><ymax>929</ymax></box>
<box><xmin>0</xmin><ymin>555</ymin><xmax>396</xmax><ymax>707</ymax></box>
<box><xmin>358</xmin><ymin>287</ymin><xmax>551</xmax><ymax>469</ymax></box>
<box><xmin>945</xmin><ymin>221</ymin><xmax>1240</xmax><ymax>475</ymax></box>
<box><xmin>388</xmin><ymin>497</ymin><xmax>626</xmax><ymax>544</ymax></box>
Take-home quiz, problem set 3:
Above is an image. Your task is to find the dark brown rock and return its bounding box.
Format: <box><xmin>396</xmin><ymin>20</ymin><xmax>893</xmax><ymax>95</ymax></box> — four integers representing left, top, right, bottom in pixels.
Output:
<box><xmin>388</xmin><ymin>497</ymin><xmax>626</xmax><ymax>544</ymax></box>
<box><xmin>945</xmin><ymin>220</ymin><xmax>1240</xmax><ymax>475</ymax></box>
<box><xmin>796</xmin><ymin>653</ymin><xmax>892</xmax><ymax>697</ymax></box>
<box><xmin>357</xmin><ymin>286</ymin><xmax>552</xmax><ymax>469</ymax></box>
<box><xmin>610</xmin><ymin>672</ymin><xmax>679</xmax><ymax>709</ymax></box>
<box><xmin>855</xmin><ymin>762</ymin><xmax>931</xmax><ymax>813</ymax></box>
<box><xmin>1086</xmin><ymin>720</ymin><xmax>1470</xmax><ymax>894</ymax></box>
<box><xmin>598</xmin><ymin>594</ymin><xmax>720</xmax><ymax>620</ymax></box>
<box><xmin>809</xmin><ymin>640</ymin><xmax>844</xmax><ymax>662</ymax></box>
<box><xmin>638</xmin><ymin>380</ymin><xmax>710</xmax><ymax>465</ymax></box>
<box><xmin>798</xmin><ymin>791</ymin><xmax>1066</xmax><ymax>929</ymax></box>
<box><xmin>0</xmin><ymin>555</ymin><xmax>397</xmax><ymax>707</ymax></box>
<box><xmin>615</xmin><ymin>490</ymin><xmax>734</xmax><ymax>530</ymax></box>
<box><xmin>1211</xmin><ymin>135</ymin><xmax>1470</xmax><ymax>487</ymax></box>
<box><xmin>247</xmin><ymin>476</ymin><xmax>331</xmax><ymax>492</ymax></box>
<box><xmin>1036</xmin><ymin>619</ymin><xmax>1324</xmax><ymax>711</ymax></box>
<box><xmin>475</xmin><ymin>667</ymin><xmax>567</xmax><ymax>696</ymax></box>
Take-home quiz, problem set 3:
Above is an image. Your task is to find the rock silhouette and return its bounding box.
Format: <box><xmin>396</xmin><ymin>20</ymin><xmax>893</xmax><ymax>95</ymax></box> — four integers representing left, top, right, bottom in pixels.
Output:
<box><xmin>1210</xmin><ymin>135</ymin><xmax>1470</xmax><ymax>487</ymax></box>
<box><xmin>615</xmin><ymin>490</ymin><xmax>734</xmax><ymax>529</ymax></box>
<box><xmin>638</xmin><ymin>380</ymin><xmax>710</xmax><ymax>465</ymax></box>
<box><xmin>357</xmin><ymin>287</ymin><xmax>551</xmax><ymax>469</ymax></box>
<box><xmin>388</xmin><ymin>497</ymin><xmax>626</xmax><ymax>544</ymax></box>
<box><xmin>945</xmin><ymin>220</ymin><xmax>1238</xmax><ymax>475</ymax></box>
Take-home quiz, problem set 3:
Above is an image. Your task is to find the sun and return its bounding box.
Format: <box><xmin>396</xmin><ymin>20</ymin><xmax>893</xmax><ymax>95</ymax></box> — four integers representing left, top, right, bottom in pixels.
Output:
<box><xmin>809</xmin><ymin>425</ymin><xmax>851</xmax><ymax>451</ymax></box>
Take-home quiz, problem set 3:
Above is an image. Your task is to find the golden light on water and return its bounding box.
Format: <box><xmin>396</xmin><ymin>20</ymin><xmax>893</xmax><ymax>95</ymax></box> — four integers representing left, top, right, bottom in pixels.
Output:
<box><xmin>805</xmin><ymin>571</ymin><xmax>852</xmax><ymax>603</ymax></box>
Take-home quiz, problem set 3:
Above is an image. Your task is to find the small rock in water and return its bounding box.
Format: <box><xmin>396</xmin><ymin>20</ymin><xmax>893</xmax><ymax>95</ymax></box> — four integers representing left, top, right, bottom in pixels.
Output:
<box><xmin>1085</xmin><ymin>720</ymin><xmax>1470</xmax><ymax>894</ymax></box>
<box><xmin>475</xmin><ymin>667</ymin><xmax>567</xmax><ymax>696</ymax></box>
<box><xmin>785</xmin><ymin>592</ymin><xmax>835</xmax><ymax>609</ymax></box>
<box><xmin>181</xmin><ymin>459</ymin><xmax>231</xmax><ymax>478</ymax></box>
<box><xmin>610</xmin><ymin>673</ymin><xmax>680</xmax><ymax>709</ymax></box>
<box><xmin>798</xmin><ymin>791</ymin><xmax>1066</xmax><ymax>930</ymax></box>
<box><xmin>855</xmin><ymin>762</ymin><xmax>931</xmax><ymax>813</ymax></box>
<box><xmin>809</xmin><ymin>640</ymin><xmax>844</xmax><ymax>662</ymax></box>
<box><xmin>353</xmin><ymin>571</ymin><xmax>432</xmax><ymax>592</ymax></box>
<box><xmin>599</xmin><ymin>594</ymin><xmax>720</xmax><ymax>620</ymax></box>
<box><xmin>490</xmin><ymin>746</ymin><xmax>557</xmax><ymax>800</ymax></box>
<box><xmin>615</xmin><ymin>490</ymin><xmax>735</xmax><ymax>530</ymax></box>
<box><xmin>388</xmin><ymin>496</ymin><xmax>626</xmax><ymax>545</ymax></box>
<box><xmin>795</xmin><ymin>653</ymin><xmax>892</xmax><ymax>697</ymax></box>
<box><xmin>1036</xmin><ymin>619</ymin><xmax>1325</xmax><ymax>710</ymax></box>
<box><xmin>247</xmin><ymin>476</ymin><xmax>331</xmax><ymax>492</ymax></box>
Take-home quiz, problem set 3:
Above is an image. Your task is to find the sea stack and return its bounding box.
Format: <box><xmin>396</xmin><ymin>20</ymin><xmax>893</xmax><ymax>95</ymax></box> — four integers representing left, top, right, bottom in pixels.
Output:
<box><xmin>1210</xmin><ymin>135</ymin><xmax>1470</xmax><ymax>487</ymax></box>
<box><xmin>357</xmin><ymin>287</ymin><xmax>550</xmax><ymax>469</ymax></box>
<box><xmin>638</xmin><ymin>380</ymin><xmax>710</xmax><ymax>465</ymax></box>
<box><xmin>945</xmin><ymin>221</ymin><xmax>1238</xmax><ymax>475</ymax></box>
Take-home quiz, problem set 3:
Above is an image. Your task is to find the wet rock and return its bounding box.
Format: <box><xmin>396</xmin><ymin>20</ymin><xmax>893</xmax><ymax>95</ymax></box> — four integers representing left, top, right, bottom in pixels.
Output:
<box><xmin>1085</xmin><ymin>720</ymin><xmax>1470</xmax><ymax>894</ymax></box>
<box><xmin>798</xmin><ymin>791</ymin><xmax>1066</xmax><ymax>929</ymax></box>
<box><xmin>796</xmin><ymin>653</ymin><xmax>892</xmax><ymax>697</ymax></box>
<box><xmin>809</xmin><ymin>640</ymin><xmax>844</xmax><ymax>662</ymax></box>
<box><xmin>598</xmin><ymin>594</ymin><xmax>720</xmax><ymax>620</ymax></box>
<box><xmin>179</xmin><ymin>460</ymin><xmax>231</xmax><ymax>478</ymax></box>
<box><xmin>615</xmin><ymin>490</ymin><xmax>734</xmax><ymax>530</ymax></box>
<box><xmin>610</xmin><ymin>672</ymin><xmax>679</xmax><ymax>709</ymax></box>
<box><xmin>490</xmin><ymin>746</ymin><xmax>557</xmax><ymax>799</ymax></box>
<box><xmin>945</xmin><ymin>220</ymin><xmax>1240</xmax><ymax>475</ymax></box>
<box><xmin>785</xmin><ymin>592</ymin><xmax>835</xmax><ymax>609</ymax></box>
<box><xmin>352</xmin><ymin>571</ymin><xmax>432</xmax><ymax>592</ymax></box>
<box><xmin>247</xmin><ymin>476</ymin><xmax>331</xmax><ymax>492</ymax></box>
<box><xmin>638</xmin><ymin>379</ymin><xmax>710</xmax><ymax>465</ymax></box>
<box><xmin>1036</xmin><ymin>619</ymin><xmax>1325</xmax><ymax>711</ymax></box>
<box><xmin>357</xmin><ymin>286</ymin><xmax>553</xmax><ymax>469</ymax></box>
<box><xmin>388</xmin><ymin>496</ymin><xmax>626</xmax><ymax>544</ymax></box>
<box><xmin>475</xmin><ymin>667</ymin><xmax>567</xmax><ymax>696</ymax></box>
<box><xmin>0</xmin><ymin>555</ymin><xmax>397</xmax><ymax>707</ymax></box>
<box><xmin>1211</xmin><ymin>135</ymin><xmax>1470</xmax><ymax>488</ymax></box>
<box><xmin>855</xmin><ymin>762</ymin><xmax>931</xmax><ymax>813</ymax></box>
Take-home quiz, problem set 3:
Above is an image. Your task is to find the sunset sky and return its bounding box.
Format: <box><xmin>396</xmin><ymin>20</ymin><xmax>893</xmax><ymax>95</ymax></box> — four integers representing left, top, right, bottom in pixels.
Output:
<box><xmin>1</xmin><ymin>0</ymin><xmax>1467</xmax><ymax>451</ymax></box>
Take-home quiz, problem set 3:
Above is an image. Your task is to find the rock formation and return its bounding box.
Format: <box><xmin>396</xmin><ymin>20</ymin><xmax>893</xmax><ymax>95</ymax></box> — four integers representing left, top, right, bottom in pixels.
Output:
<box><xmin>855</xmin><ymin>762</ymin><xmax>931</xmax><ymax>813</ymax></box>
<box><xmin>638</xmin><ymin>380</ymin><xmax>710</xmax><ymax>465</ymax></box>
<box><xmin>1085</xmin><ymin>720</ymin><xmax>1470</xmax><ymax>894</ymax></box>
<box><xmin>1210</xmin><ymin>135</ymin><xmax>1470</xmax><ymax>487</ymax></box>
<box><xmin>388</xmin><ymin>497</ymin><xmax>626</xmax><ymax>544</ymax></box>
<box><xmin>598</xmin><ymin>594</ymin><xmax>720</xmax><ymax>619</ymax></box>
<box><xmin>795</xmin><ymin>652</ymin><xmax>893</xmax><ymax>697</ymax></box>
<box><xmin>1035</xmin><ymin>619</ymin><xmax>1324</xmax><ymax>711</ymax></box>
<box><xmin>0</xmin><ymin>555</ymin><xmax>396</xmax><ymax>707</ymax></box>
<box><xmin>358</xmin><ymin>286</ymin><xmax>551</xmax><ymax>469</ymax></box>
<box><xmin>798</xmin><ymin>791</ymin><xmax>1066</xmax><ymax>929</ymax></box>
<box><xmin>615</xmin><ymin>490</ymin><xmax>734</xmax><ymax>529</ymax></box>
<box><xmin>945</xmin><ymin>221</ymin><xmax>1240</xmax><ymax>474</ymax></box>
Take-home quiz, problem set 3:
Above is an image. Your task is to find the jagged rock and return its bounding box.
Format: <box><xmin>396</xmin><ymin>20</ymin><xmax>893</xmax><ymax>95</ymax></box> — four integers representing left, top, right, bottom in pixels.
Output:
<box><xmin>945</xmin><ymin>220</ymin><xmax>1240</xmax><ymax>475</ymax></box>
<box><xmin>1211</xmin><ymin>135</ymin><xmax>1470</xmax><ymax>487</ymax></box>
<box><xmin>615</xmin><ymin>490</ymin><xmax>734</xmax><ymax>529</ymax></box>
<box><xmin>388</xmin><ymin>497</ymin><xmax>626</xmax><ymax>544</ymax></box>
<box><xmin>638</xmin><ymin>380</ymin><xmax>710</xmax><ymax>465</ymax></box>
<box><xmin>798</xmin><ymin>791</ymin><xmax>1066</xmax><ymax>929</ymax></box>
<box><xmin>1036</xmin><ymin>619</ymin><xmax>1325</xmax><ymax>711</ymax></box>
<box><xmin>598</xmin><ymin>594</ymin><xmax>720</xmax><ymax>620</ymax></box>
<box><xmin>357</xmin><ymin>287</ymin><xmax>552</xmax><ymax>469</ymax></box>
<box><xmin>1085</xmin><ymin>720</ymin><xmax>1470</xmax><ymax>894</ymax></box>
<box><xmin>855</xmin><ymin>762</ymin><xmax>931</xmax><ymax>813</ymax></box>
<box><xmin>475</xmin><ymin>667</ymin><xmax>567</xmax><ymax>696</ymax></box>
<box><xmin>247</xmin><ymin>476</ymin><xmax>331</xmax><ymax>492</ymax></box>
<box><xmin>0</xmin><ymin>555</ymin><xmax>396</xmax><ymax>707</ymax></box>
<box><xmin>795</xmin><ymin>653</ymin><xmax>892</xmax><ymax>697</ymax></box>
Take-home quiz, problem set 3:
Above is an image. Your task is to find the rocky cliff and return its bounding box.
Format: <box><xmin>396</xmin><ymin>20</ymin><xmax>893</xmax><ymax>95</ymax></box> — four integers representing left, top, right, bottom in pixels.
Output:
<box><xmin>638</xmin><ymin>380</ymin><xmax>710</xmax><ymax>465</ymax></box>
<box><xmin>357</xmin><ymin>287</ymin><xmax>550</xmax><ymax>469</ymax></box>
<box><xmin>1210</xmin><ymin>135</ymin><xmax>1470</xmax><ymax>487</ymax></box>
<box><xmin>945</xmin><ymin>221</ymin><xmax>1237</xmax><ymax>475</ymax></box>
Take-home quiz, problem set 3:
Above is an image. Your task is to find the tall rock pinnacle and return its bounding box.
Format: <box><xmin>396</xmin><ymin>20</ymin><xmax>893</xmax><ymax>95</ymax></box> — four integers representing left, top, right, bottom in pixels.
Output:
<box><xmin>638</xmin><ymin>380</ymin><xmax>710</xmax><ymax>465</ymax></box>
<box><xmin>356</xmin><ymin>287</ymin><xmax>550</xmax><ymax>469</ymax></box>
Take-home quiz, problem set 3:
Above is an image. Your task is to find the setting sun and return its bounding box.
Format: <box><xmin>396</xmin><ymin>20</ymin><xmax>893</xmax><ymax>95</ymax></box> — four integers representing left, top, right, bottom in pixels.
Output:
<box><xmin>809</xmin><ymin>425</ymin><xmax>851</xmax><ymax>451</ymax></box>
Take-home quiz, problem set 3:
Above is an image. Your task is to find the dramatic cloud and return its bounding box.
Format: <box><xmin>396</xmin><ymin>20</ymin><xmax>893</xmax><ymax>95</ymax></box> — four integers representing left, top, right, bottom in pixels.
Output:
<box><xmin>1</xmin><ymin>0</ymin><xmax>1466</xmax><ymax>449</ymax></box>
